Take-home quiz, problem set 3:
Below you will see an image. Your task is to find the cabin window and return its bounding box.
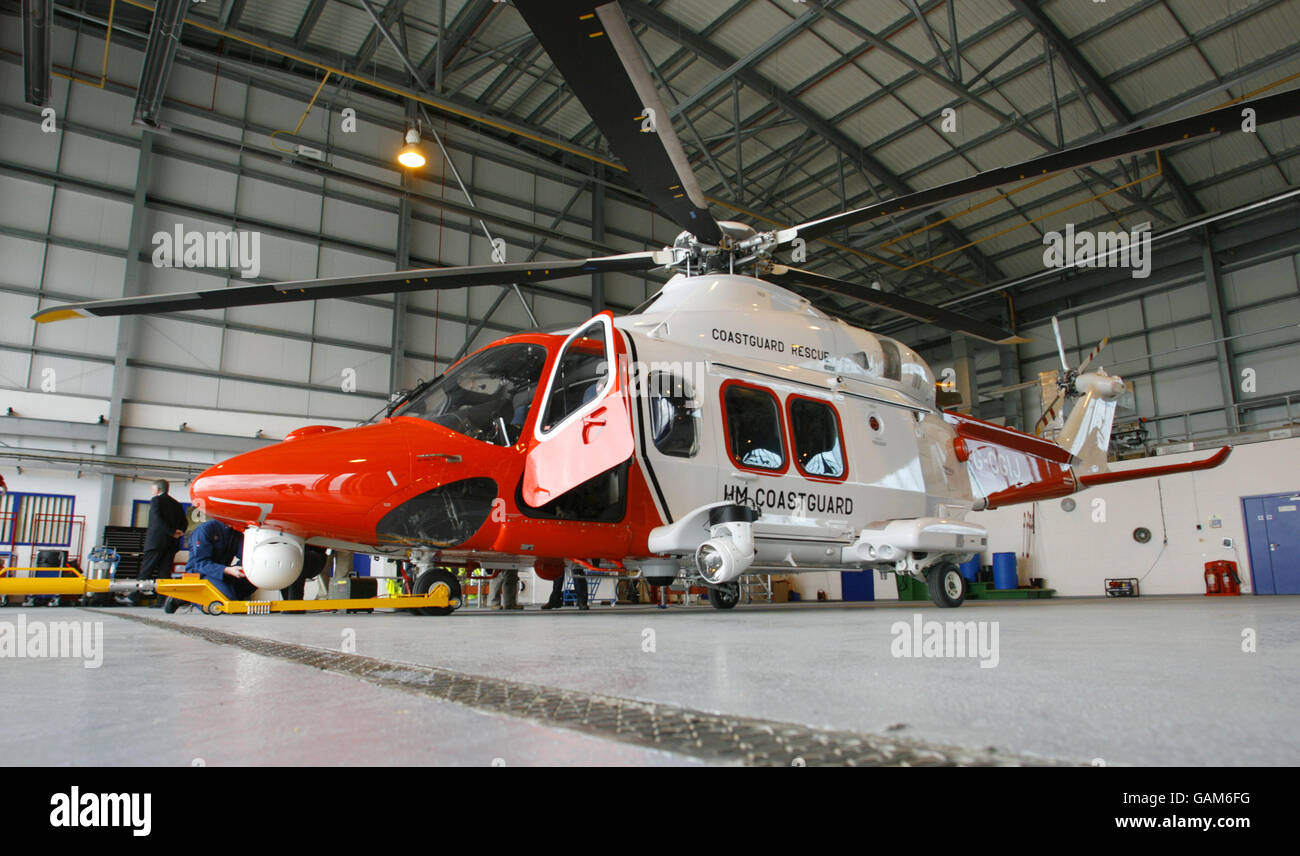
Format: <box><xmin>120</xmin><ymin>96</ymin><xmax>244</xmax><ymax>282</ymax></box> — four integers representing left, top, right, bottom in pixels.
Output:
<box><xmin>647</xmin><ymin>372</ymin><xmax>698</xmax><ymax>458</ymax></box>
<box><xmin>879</xmin><ymin>339</ymin><xmax>902</xmax><ymax>381</ymax></box>
<box><xmin>789</xmin><ymin>397</ymin><xmax>846</xmax><ymax>479</ymax></box>
<box><xmin>399</xmin><ymin>343</ymin><xmax>546</xmax><ymax>446</ymax></box>
<box><xmin>723</xmin><ymin>384</ymin><xmax>785</xmax><ymax>471</ymax></box>
<box><xmin>540</xmin><ymin>319</ymin><xmax>611</xmax><ymax>434</ymax></box>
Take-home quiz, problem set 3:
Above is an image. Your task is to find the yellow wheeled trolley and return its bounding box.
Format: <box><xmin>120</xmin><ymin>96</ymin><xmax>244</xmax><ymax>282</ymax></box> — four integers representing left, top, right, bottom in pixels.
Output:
<box><xmin>0</xmin><ymin>567</ymin><xmax>460</xmax><ymax>615</ymax></box>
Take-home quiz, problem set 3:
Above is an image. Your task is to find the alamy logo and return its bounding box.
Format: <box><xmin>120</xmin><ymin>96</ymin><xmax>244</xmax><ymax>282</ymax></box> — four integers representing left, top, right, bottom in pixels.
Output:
<box><xmin>890</xmin><ymin>614</ymin><xmax>999</xmax><ymax>668</ymax></box>
<box><xmin>0</xmin><ymin>615</ymin><xmax>103</xmax><ymax>668</ymax></box>
<box><xmin>1042</xmin><ymin>222</ymin><xmax>1151</xmax><ymax>279</ymax></box>
<box><xmin>49</xmin><ymin>787</ymin><xmax>150</xmax><ymax>837</ymax></box>
<box><xmin>152</xmin><ymin>225</ymin><xmax>261</xmax><ymax>279</ymax></box>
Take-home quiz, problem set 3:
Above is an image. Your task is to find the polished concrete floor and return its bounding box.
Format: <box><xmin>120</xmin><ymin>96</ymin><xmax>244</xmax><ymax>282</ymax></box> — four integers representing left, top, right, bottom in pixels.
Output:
<box><xmin>1</xmin><ymin>595</ymin><xmax>1295</xmax><ymax>766</ymax></box>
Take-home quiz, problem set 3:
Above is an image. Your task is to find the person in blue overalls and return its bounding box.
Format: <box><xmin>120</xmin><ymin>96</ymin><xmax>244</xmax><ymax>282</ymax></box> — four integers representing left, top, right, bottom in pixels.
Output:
<box><xmin>183</xmin><ymin>519</ymin><xmax>254</xmax><ymax>600</ymax></box>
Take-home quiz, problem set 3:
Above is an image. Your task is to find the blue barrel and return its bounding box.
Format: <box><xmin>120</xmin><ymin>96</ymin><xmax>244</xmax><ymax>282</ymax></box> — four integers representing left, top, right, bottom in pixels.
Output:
<box><xmin>959</xmin><ymin>554</ymin><xmax>981</xmax><ymax>582</ymax></box>
<box><xmin>992</xmin><ymin>552</ymin><xmax>1019</xmax><ymax>589</ymax></box>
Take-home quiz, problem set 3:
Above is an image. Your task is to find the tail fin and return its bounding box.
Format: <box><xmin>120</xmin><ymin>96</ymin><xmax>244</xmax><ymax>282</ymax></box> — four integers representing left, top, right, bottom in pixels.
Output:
<box><xmin>1056</xmin><ymin>371</ymin><xmax>1125</xmax><ymax>474</ymax></box>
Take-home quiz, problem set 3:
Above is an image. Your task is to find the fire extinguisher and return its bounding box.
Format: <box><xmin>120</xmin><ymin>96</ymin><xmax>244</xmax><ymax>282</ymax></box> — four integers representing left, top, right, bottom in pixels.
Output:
<box><xmin>1222</xmin><ymin>562</ymin><xmax>1241</xmax><ymax>595</ymax></box>
<box><xmin>1204</xmin><ymin>565</ymin><xmax>1221</xmax><ymax>595</ymax></box>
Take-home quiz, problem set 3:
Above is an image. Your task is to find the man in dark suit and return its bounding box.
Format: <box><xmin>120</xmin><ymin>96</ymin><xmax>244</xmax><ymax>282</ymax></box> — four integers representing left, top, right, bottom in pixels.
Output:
<box><xmin>135</xmin><ymin>479</ymin><xmax>188</xmax><ymax>606</ymax></box>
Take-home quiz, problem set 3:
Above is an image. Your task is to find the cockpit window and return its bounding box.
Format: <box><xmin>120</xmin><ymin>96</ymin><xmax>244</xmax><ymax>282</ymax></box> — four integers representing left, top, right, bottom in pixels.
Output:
<box><xmin>539</xmin><ymin>320</ymin><xmax>611</xmax><ymax>434</ymax></box>
<box><xmin>398</xmin><ymin>343</ymin><xmax>547</xmax><ymax>446</ymax></box>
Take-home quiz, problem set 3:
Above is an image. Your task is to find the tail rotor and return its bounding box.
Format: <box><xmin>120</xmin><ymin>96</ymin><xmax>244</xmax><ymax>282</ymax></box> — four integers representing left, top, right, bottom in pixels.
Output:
<box><xmin>1034</xmin><ymin>317</ymin><xmax>1110</xmax><ymax>436</ymax></box>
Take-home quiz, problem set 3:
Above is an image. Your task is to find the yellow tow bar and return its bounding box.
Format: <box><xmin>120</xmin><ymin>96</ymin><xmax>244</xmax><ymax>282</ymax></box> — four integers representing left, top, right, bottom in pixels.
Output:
<box><xmin>0</xmin><ymin>569</ymin><xmax>459</xmax><ymax>615</ymax></box>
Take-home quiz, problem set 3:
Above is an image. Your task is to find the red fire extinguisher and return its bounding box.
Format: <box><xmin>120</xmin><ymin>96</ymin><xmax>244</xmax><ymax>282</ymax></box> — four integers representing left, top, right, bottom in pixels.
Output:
<box><xmin>1204</xmin><ymin>560</ymin><xmax>1242</xmax><ymax>596</ymax></box>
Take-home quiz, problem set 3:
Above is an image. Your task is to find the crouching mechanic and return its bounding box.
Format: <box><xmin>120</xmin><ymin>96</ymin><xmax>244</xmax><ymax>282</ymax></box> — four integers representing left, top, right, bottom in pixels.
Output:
<box><xmin>164</xmin><ymin>519</ymin><xmax>256</xmax><ymax>611</ymax></box>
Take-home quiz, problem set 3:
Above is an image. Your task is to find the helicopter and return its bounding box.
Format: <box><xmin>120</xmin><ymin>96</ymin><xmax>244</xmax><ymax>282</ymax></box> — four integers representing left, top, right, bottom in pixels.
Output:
<box><xmin>33</xmin><ymin>1</ymin><xmax>1292</xmax><ymax>610</ymax></box>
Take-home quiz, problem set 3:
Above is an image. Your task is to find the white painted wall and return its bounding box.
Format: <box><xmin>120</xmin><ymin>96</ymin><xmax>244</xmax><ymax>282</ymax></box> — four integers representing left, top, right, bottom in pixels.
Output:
<box><xmin>969</xmin><ymin>435</ymin><xmax>1300</xmax><ymax>596</ymax></box>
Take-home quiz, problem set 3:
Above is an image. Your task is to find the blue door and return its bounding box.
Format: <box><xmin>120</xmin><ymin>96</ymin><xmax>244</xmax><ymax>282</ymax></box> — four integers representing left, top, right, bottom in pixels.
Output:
<box><xmin>1242</xmin><ymin>492</ymin><xmax>1300</xmax><ymax>595</ymax></box>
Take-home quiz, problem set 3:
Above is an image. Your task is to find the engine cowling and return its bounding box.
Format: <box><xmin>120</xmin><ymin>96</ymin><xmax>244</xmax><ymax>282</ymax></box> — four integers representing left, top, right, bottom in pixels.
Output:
<box><xmin>242</xmin><ymin>526</ymin><xmax>305</xmax><ymax>590</ymax></box>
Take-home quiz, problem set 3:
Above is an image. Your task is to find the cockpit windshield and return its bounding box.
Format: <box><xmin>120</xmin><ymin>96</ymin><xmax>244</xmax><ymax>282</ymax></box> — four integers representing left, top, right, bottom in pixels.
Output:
<box><xmin>397</xmin><ymin>343</ymin><xmax>547</xmax><ymax>446</ymax></box>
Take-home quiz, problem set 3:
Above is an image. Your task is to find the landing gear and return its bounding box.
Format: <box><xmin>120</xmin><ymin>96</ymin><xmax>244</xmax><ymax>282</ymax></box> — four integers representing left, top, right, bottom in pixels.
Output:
<box><xmin>707</xmin><ymin>581</ymin><xmax>740</xmax><ymax>610</ymax></box>
<box><xmin>925</xmin><ymin>563</ymin><xmax>966</xmax><ymax>608</ymax></box>
<box><xmin>413</xmin><ymin>568</ymin><xmax>461</xmax><ymax>616</ymax></box>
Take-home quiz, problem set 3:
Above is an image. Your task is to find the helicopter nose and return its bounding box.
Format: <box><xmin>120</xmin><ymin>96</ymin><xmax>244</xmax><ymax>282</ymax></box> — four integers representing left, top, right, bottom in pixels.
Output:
<box><xmin>190</xmin><ymin>422</ymin><xmax>413</xmax><ymax>530</ymax></box>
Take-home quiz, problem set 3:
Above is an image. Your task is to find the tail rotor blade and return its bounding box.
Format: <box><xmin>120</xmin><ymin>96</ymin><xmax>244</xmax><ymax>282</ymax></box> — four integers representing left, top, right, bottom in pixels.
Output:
<box><xmin>1076</xmin><ymin>336</ymin><xmax>1110</xmax><ymax>373</ymax></box>
<box><xmin>1036</xmin><ymin>389</ymin><xmax>1066</xmax><ymax>436</ymax></box>
<box><xmin>1051</xmin><ymin>316</ymin><xmax>1069</xmax><ymax>372</ymax></box>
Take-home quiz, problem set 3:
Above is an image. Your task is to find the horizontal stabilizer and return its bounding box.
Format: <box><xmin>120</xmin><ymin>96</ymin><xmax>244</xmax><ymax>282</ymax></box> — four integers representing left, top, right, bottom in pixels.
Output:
<box><xmin>1076</xmin><ymin>446</ymin><xmax>1231</xmax><ymax>488</ymax></box>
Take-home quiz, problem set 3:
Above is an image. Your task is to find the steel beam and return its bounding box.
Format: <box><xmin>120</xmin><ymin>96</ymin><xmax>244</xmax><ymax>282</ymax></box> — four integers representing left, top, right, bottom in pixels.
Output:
<box><xmin>1006</xmin><ymin>0</ymin><xmax>1203</xmax><ymax>218</ymax></box>
<box><xmin>667</xmin><ymin>1</ymin><xmax>826</xmax><ymax>120</ymax></box>
<box><xmin>293</xmin><ymin>0</ymin><xmax>329</xmax><ymax>47</ymax></box>
<box><xmin>414</xmin><ymin>0</ymin><xmax>496</xmax><ymax>87</ymax></box>
<box><xmin>354</xmin><ymin>0</ymin><xmax>412</xmax><ymax>70</ymax></box>
<box><xmin>1202</xmin><ymin>235</ymin><xmax>1241</xmax><ymax>432</ymax></box>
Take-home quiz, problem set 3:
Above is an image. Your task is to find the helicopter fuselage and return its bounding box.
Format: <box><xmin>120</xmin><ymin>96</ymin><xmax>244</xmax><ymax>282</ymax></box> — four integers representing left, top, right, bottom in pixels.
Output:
<box><xmin>189</xmin><ymin>273</ymin><xmax>1224</xmax><ymax>598</ymax></box>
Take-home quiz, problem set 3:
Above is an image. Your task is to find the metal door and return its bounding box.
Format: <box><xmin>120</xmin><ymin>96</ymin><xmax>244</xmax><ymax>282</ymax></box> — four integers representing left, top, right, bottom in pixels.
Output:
<box><xmin>1242</xmin><ymin>491</ymin><xmax>1300</xmax><ymax>595</ymax></box>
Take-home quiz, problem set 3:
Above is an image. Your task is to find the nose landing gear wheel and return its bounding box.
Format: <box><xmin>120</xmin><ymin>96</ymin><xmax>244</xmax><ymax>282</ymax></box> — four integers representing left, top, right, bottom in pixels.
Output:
<box><xmin>925</xmin><ymin>563</ymin><xmax>966</xmax><ymax>608</ymax></box>
<box><xmin>413</xmin><ymin>568</ymin><xmax>462</xmax><ymax>616</ymax></box>
<box><xmin>707</xmin><ymin>581</ymin><xmax>740</xmax><ymax>610</ymax></box>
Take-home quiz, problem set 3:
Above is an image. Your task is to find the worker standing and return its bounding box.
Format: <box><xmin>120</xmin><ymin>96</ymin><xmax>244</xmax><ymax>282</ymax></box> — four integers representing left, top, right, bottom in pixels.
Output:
<box><xmin>488</xmin><ymin>568</ymin><xmax>522</xmax><ymax>610</ymax></box>
<box><xmin>542</xmin><ymin>561</ymin><xmax>588</xmax><ymax>611</ymax></box>
<box><xmin>134</xmin><ymin>479</ymin><xmax>188</xmax><ymax>606</ymax></box>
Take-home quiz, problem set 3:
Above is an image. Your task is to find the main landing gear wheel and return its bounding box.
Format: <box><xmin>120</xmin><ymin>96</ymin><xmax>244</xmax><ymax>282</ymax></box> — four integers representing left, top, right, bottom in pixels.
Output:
<box><xmin>414</xmin><ymin>568</ymin><xmax>461</xmax><ymax>616</ymax></box>
<box><xmin>707</xmin><ymin>582</ymin><xmax>740</xmax><ymax>610</ymax></box>
<box><xmin>925</xmin><ymin>564</ymin><xmax>966</xmax><ymax>609</ymax></box>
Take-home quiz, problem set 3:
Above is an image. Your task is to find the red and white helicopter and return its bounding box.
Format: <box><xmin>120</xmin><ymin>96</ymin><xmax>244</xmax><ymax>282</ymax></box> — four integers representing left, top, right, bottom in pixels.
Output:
<box><xmin>34</xmin><ymin>2</ymin><xmax>1295</xmax><ymax>609</ymax></box>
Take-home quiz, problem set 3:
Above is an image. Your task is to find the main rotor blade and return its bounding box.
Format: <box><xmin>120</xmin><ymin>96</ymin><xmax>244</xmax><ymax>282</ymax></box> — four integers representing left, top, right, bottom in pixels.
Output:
<box><xmin>764</xmin><ymin>265</ymin><xmax>1028</xmax><ymax>346</ymax></box>
<box><xmin>31</xmin><ymin>251</ymin><xmax>673</xmax><ymax>323</ymax></box>
<box><xmin>516</xmin><ymin>1</ymin><xmax>722</xmax><ymax>245</ymax></box>
<box><xmin>782</xmin><ymin>87</ymin><xmax>1300</xmax><ymax>246</ymax></box>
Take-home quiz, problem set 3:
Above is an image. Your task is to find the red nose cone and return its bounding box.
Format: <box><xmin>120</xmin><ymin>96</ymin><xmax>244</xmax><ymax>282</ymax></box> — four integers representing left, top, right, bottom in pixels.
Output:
<box><xmin>190</xmin><ymin>422</ymin><xmax>413</xmax><ymax>539</ymax></box>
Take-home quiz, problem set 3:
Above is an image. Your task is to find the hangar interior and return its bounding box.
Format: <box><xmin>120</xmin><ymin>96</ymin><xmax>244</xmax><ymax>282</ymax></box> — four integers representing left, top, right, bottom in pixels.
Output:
<box><xmin>1</xmin><ymin>0</ymin><xmax>1298</xmax><ymax>766</ymax></box>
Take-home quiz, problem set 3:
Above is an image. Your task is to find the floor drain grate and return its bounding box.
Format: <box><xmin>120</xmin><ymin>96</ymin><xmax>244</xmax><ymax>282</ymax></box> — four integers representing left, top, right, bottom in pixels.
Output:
<box><xmin>106</xmin><ymin>611</ymin><xmax>1066</xmax><ymax>767</ymax></box>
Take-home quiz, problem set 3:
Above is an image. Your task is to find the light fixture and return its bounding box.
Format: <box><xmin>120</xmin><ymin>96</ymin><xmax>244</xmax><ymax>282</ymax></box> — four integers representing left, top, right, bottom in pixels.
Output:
<box><xmin>397</xmin><ymin>128</ymin><xmax>426</xmax><ymax>168</ymax></box>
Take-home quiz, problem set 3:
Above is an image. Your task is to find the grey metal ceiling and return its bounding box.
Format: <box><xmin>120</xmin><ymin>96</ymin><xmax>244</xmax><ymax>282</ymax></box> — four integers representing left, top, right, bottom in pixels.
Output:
<box><xmin>81</xmin><ymin>0</ymin><xmax>1300</xmax><ymax>317</ymax></box>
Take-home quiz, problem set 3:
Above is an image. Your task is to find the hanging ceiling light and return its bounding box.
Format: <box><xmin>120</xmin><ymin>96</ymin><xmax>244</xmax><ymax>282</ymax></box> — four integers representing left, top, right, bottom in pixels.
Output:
<box><xmin>397</xmin><ymin>127</ymin><xmax>426</xmax><ymax>168</ymax></box>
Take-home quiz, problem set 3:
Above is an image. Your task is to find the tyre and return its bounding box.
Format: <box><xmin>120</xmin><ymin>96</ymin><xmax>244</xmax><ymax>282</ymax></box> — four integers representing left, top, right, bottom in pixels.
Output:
<box><xmin>925</xmin><ymin>564</ymin><xmax>966</xmax><ymax>608</ymax></box>
<box><xmin>413</xmin><ymin>568</ymin><xmax>462</xmax><ymax>616</ymax></box>
<box><xmin>298</xmin><ymin>546</ymin><xmax>329</xmax><ymax>583</ymax></box>
<box><xmin>707</xmin><ymin>581</ymin><xmax>740</xmax><ymax>610</ymax></box>
<box><xmin>205</xmin><ymin>600</ymin><xmax>224</xmax><ymax>615</ymax></box>
<box><xmin>162</xmin><ymin>596</ymin><xmax>180</xmax><ymax>614</ymax></box>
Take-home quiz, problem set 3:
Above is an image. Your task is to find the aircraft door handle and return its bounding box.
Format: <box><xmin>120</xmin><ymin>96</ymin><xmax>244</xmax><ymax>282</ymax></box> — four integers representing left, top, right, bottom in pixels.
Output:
<box><xmin>731</xmin><ymin>471</ymin><xmax>758</xmax><ymax>481</ymax></box>
<box><xmin>581</xmin><ymin>407</ymin><xmax>607</xmax><ymax>443</ymax></box>
<box><xmin>417</xmin><ymin>453</ymin><xmax>462</xmax><ymax>463</ymax></box>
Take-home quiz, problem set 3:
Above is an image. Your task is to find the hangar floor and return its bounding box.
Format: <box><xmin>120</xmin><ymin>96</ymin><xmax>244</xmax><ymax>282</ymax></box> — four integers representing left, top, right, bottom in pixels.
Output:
<box><xmin>3</xmin><ymin>596</ymin><xmax>1296</xmax><ymax>766</ymax></box>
